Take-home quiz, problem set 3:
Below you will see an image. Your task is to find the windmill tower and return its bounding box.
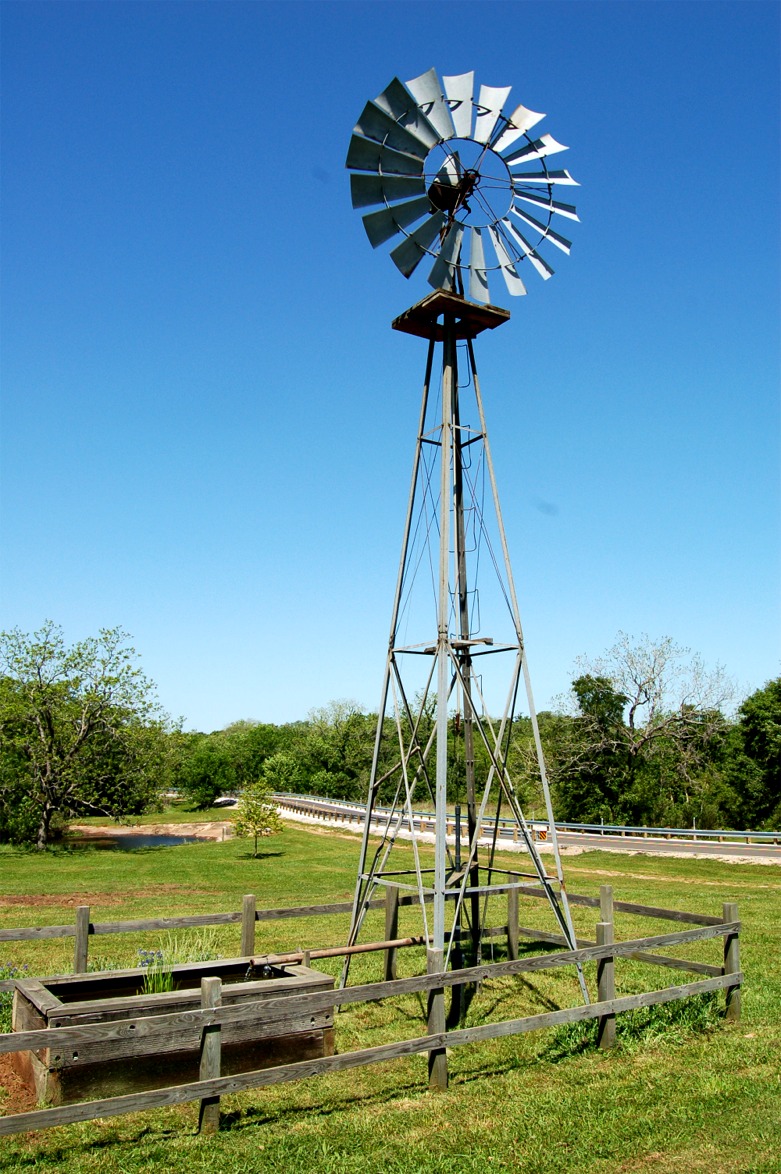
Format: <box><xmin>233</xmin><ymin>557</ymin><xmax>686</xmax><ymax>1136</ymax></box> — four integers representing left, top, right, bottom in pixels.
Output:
<box><xmin>343</xmin><ymin>69</ymin><xmax>587</xmax><ymax>1017</ymax></box>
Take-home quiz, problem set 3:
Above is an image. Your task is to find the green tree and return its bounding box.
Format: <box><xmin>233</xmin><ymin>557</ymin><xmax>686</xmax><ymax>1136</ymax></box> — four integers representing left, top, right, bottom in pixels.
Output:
<box><xmin>726</xmin><ymin>678</ymin><xmax>781</xmax><ymax>827</ymax></box>
<box><xmin>299</xmin><ymin>700</ymin><xmax>376</xmax><ymax>800</ymax></box>
<box><xmin>548</xmin><ymin>634</ymin><xmax>733</xmax><ymax>827</ymax></box>
<box><xmin>234</xmin><ymin>776</ymin><xmax>283</xmax><ymax>857</ymax></box>
<box><xmin>177</xmin><ymin>734</ymin><xmax>237</xmax><ymax>810</ymax></box>
<box><xmin>259</xmin><ymin>750</ymin><xmax>302</xmax><ymax>793</ymax></box>
<box><xmin>0</xmin><ymin>622</ymin><xmax>168</xmax><ymax>848</ymax></box>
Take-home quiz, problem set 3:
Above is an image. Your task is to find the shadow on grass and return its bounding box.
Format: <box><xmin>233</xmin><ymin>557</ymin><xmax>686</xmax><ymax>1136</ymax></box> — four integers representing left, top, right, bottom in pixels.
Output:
<box><xmin>538</xmin><ymin>991</ymin><xmax>721</xmax><ymax>1063</ymax></box>
<box><xmin>218</xmin><ymin>1069</ymin><xmax>428</xmax><ymax>1133</ymax></box>
<box><xmin>234</xmin><ymin>850</ymin><xmax>285</xmax><ymax>861</ymax></box>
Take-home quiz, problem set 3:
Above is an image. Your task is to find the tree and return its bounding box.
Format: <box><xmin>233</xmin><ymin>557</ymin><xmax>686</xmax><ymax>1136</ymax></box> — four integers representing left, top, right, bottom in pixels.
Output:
<box><xmin>234</xmin><ymin>775</ymin><xmax>283</xmax><ymax>857</ymax></box>
<box><xmin>259</xmin><ymin>750</ymin><xmax>302</xmax><ymax>794</ymax></box>
<box><xmin>222</xmin><ymin>721</ymin><xmax>287</xmax><ymax>788</ymax></box>
<box><xmin>727</xmin><ymin>678</ymin><xmax>781</xmax><ymax>827</ymax></box>
<box><xmin>548</xmin><ymin>633</ymin><xmax>734</xmax><ymax>826</ymax></box>
<box><xmin>299</xmin><ymin>700</ymin><xmax>376</xmax><ymax>800</ymax></box>
<box><xmin>177</xmin><ymin>734</ymin><xmax>237</xmax><ymax>810</ymax></box>
<box><xmin>0</xmin><ymin>622</ymin><xmax>169</xmax><ymax>848</ymax></box>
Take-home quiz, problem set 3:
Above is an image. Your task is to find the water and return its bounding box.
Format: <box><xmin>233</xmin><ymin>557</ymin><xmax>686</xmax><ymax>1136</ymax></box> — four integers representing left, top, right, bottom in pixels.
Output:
<box><xmin>65</xmin><ymin>832</ymin><xmax>205</xmax><ymax>851</ymax></box>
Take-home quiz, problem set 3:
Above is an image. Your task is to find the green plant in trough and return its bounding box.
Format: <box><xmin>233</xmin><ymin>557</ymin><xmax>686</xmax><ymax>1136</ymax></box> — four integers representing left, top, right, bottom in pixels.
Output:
<box><xmin>138</xmin><ymin>948</ymin><xmax>174</xmax><ymax>994</ymax></box>
<box><xmin>135</xmin><ymin>929</ymin><xmax>221</xmax><ymax>994</ymax></box>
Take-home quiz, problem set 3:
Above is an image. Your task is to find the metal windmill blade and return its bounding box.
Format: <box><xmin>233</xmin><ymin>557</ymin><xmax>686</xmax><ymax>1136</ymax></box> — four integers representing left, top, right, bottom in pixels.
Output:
<box><xmin>345</xmin><ymin>68</ymin><xmax>579</xmax><ymax>304</ymax></box>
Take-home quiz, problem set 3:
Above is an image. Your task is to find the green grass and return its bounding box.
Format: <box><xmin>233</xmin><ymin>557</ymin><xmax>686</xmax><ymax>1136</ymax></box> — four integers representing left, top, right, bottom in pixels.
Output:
<box><xmin>1</xmin><ymin>822</ymin><xmax>780</xmax><ymax>1172</ymax></box>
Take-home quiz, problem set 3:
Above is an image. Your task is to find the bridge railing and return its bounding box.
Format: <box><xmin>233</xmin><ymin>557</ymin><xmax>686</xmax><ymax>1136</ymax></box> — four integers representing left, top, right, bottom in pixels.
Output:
<box><xmin>273</xmin><ymin>792</ymin><xmax>781</xmax><ymax>845</ymax></box>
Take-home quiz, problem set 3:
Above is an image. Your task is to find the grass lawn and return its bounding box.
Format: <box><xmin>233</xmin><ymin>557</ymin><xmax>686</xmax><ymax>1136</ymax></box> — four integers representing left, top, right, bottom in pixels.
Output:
<box><xmin>0</xmin><ymin>819</ymin><xmax>779</xmax><ymax>1172</ymax></box>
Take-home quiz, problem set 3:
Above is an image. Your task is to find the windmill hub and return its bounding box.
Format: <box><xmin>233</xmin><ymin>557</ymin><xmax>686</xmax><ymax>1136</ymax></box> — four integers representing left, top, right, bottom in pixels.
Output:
<box><xmin>424</xmin><ymin>138</ymin><xmax>514</xmax><ymax>229</ymax></box>
<box><xmin>427</xmin><ymin>169</ymin><xmax>478</xmax><ymax>217</ymax></box>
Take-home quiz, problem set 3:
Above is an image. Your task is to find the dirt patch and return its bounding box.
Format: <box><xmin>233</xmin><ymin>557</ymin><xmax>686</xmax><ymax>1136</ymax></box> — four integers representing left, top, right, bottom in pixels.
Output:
<box><xmin>69</xmin><ymin>821</ymin><xmax>233</xmax><ymax>840</ymax></box>
<box><xmin>0</xmin><ymin>1053</ymin><xmax>37</xmax><ymax>1116</ymax></box>
<box><xmin>0</xmin><ymin>887</ymin><xmax>212</xmax><ymax>908</ymax></box>
<box><xmin>564</xmin><ymin>865</ymin><xmax>781</xmax><ymax>890</ymax></box>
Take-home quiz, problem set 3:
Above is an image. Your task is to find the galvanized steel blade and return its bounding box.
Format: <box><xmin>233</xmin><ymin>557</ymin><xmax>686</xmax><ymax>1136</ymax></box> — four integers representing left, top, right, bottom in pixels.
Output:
<box><xmin>473</xmin><ymin>85</ymin><xmax>512</xmax><ymax>144</ymax></box>
<box><xmin>443</xmin><ymin>71</ymin><xmax>474</xmax><ymax>138</ymax></box>
<box><xmin>345</xmin><ymin>134</ymin><xmax>425</xmax><ymax>177</ymax></box>
<box><xmin>362</xmin><ymin>194</ymin><xmax>433</xmax><ymax>248</ymax></box>
<box><xmin>504</xmin><ymin>218</ymin><xmax>554</xmax><ymax>279</ymax></box>
<box><xmin>491</xmin><ymin>103</ymin><xmax>546</xmax><ymax>152</ymax></box>
<box><xmin>468</xmin><ymin>226</ymin><xmax>491</xmax><ymax>303</ymax></box>
<box><xmin>354</xmin><ymin>101</ymin><xmax>432</xmax><ymax>160</ymax></box>
<box><xmin>510</xmin><ymin>203</ymin><xmax>572</xmax><ymax>253</ymax></box>
<box><xmin>507</xmin><ymin>167</ymin><xmax>579</xmax><ymax>185</ymax></box>
<box><xmin>513</xmin><ymin>187</ymin><xmax>580</xmax><ymax>221</ymax></box>
<box><xmin>427</xmin><ymin>222</ymin><xmax>464</xmax><ymax>290</ymax></box>
<box><xmin>389</xmin><ymin>211</ymin><xmax>447</xmax><ymax>277</ymax></box>
<box><xmin>350</xmin><ymin>172</ymin><xmax>427</xmax><ymax>210</ymax></box>
<box><xmin>487</xmin><ymin>225</ymin><xmax>527</xmax><ymax>296</ymax></box>
<box><xmin>405</xmin><ymin>68</ymin><xmax>456</xmax><ymax>141</ymax></box>
<box><xmin>373</xmin><ymin>77</ymin><xmax>441</xmax><ymax>148</ymax></box>
<box><xmin>502</xmin><ymin>133</ymin><xmax>569</xmax><ymax>166</ymax></box>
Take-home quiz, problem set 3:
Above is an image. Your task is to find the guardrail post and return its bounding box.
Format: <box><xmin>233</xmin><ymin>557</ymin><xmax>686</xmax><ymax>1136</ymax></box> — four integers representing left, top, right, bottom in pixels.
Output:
<box><xmin>507</xmin><ymin>877</ymin><xmax>519</xmax><ymax>961</ymax></box>
<box><xmin>384</xmin><ymin>884</ymin><xmax>400</xmax><ymax>981</ymax></box>
<box><xmin>241</xmin><ymin>894</ymin><xmax>256</xmax><ymax>957</ymax></box>
<box><xmin>426</xmin><ymin>947</ymin><xmax>447</xmax><ymax>1091</ymax></box>
<box><xmin>596</xmin><ymin>921</ymin><xmax>615</xmax><ymax>1048</ymax></box>
<box><xmin>74</xmin><ymin>906</ymin><xmax>90</xmax><ymax>974</ymax></box>
<box><xmin>723</xmin><ymin>901</ymin><xmax>741</xmax><ymax>1022</ymax></box>
<box><xmin>198</xmin><ymin>976</ymin><xmax>222</xmax><ymax>1133</ymax></box>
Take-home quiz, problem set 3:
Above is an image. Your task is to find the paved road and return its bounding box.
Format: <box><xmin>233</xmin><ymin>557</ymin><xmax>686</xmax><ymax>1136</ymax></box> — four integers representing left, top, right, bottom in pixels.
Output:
<box><xmin>554</xmin><ymin>829</ymin><xmax>780</xmax><ymax>863</ymax></box>
<box><xmin>278</xmin><ymin>797</ymin><xmax>781</xmax><ymax>864</ymax></box>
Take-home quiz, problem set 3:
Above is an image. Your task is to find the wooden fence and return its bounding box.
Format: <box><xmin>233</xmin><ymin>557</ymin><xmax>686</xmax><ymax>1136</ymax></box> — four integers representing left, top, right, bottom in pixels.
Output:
<box><xmin>0</xmin><ymin>881</ymin><xmax>734</xmax><ymax>985</ymax></box>
<box><xmin>0</xmin><ymin>888</ymin><xmax>741</xmax><ymax>1137</ymax></box>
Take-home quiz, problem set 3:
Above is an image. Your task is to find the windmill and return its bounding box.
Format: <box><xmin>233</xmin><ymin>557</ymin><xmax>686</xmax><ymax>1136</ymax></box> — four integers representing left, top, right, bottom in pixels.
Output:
<box><xmin>343</xmin><ymin>69</ymin><xmax>587</xmax><ymax>1031</ymax></box>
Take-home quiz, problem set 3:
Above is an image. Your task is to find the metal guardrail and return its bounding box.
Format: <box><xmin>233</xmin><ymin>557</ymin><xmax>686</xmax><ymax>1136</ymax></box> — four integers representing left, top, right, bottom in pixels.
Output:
<box><xmin>274</xmin><ymin>793</ymin><xmax>781</xmax><ymax>846</ymax></box>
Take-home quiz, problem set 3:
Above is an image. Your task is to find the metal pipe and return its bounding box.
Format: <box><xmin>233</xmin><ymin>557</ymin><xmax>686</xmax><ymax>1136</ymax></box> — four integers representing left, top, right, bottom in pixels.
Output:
<box><xmin>253</xmin><ymin>935</ymin><xmax>430</xmax><ymax>967</ymax></box>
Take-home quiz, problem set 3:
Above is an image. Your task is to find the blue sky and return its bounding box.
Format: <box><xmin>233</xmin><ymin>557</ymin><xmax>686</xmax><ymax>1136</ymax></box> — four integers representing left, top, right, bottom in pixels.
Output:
<box><xmin>2</xmin><ymin>0</ymin><xmax>779</xmax><ymax>731</ymax></box>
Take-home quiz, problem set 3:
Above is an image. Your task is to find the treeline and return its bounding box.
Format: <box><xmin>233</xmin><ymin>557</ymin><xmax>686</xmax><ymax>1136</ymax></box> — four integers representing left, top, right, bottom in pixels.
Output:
<box><xmin>1</xmin><ymin>624</ymin><xmax>778</xmax><ymax>847</ymax></box>
<box><xmin>172</xmin><ymin>677</ymin><xmax>779</xmax><ymax>833</ymax></box>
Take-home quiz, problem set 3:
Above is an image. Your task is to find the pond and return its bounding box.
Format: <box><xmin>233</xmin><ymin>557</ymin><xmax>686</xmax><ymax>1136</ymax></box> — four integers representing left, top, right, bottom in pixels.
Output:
<box><xmin>64</xmin><ymin>832</ymin><xmax>206</xmax><ymax>851</ymax></box>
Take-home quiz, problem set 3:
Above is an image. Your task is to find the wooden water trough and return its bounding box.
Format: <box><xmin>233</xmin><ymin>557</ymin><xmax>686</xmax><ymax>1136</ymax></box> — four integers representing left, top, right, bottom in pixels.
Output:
<box><xmin>11</xmin><ymin>957</ymin><xmax>335</xmax><ymax>1105</ymax></box>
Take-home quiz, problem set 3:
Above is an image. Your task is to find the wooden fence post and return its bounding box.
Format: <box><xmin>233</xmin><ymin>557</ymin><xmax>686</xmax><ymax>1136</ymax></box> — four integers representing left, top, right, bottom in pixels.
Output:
<box><xmin>426</xmin><ymin>947</ymin><xmax>447</xmax><ymax>1091</ymax></box>
<box><xmin>599</xmin><ymin>884</ymin><xmax>614</xmax><ymax>927</ymax></box>
<box><xmin>507</xmin><ymin>877</ymin><xmax>519</xmax><ymax>961</ymax></box>
<box><xmin>74</xmin><ymin>906</ymin><xmax>90</xmax><ymax>974</ymax></box>
<box><xmin>596</xmin><ymin>921</ymin><xmax>615</xmax><ymax>1048</ymax></box>
<box><xmin>384</xmin><ymin>885</ymin><xmax>400</xmax><ymax>982</ymax></box>
<box><xmin>240</xmin><ymin>894</ymin><xmax>256</xmax><ymax>957</ymax></box>
<box><xmin>198</xmin><ymin>976</ymin><xmax>222</xmax><ymax>1134</ymax></box>
<box><xmin>723</xmin><ymin>901</ymin><xmax>741</xmax><ymax>1022</ymax></box>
